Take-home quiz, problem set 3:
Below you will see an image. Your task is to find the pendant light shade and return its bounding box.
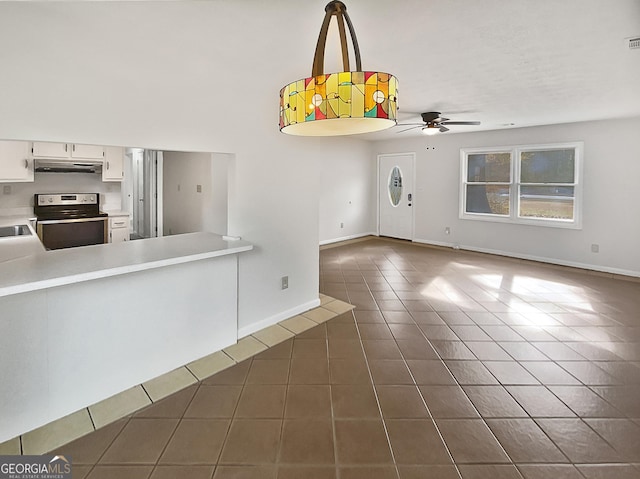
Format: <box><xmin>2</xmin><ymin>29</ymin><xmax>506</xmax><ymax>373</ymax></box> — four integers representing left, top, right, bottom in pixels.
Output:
<box><xmin>279</xmin><ymin>1</ymin><xmax>398</xmax><ymax>136</ymax></box>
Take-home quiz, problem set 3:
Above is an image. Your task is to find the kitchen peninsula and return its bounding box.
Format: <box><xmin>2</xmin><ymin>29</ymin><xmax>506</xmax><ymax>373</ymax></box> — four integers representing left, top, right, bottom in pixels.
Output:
<box><xmin>0</xmin><ymin>232</ymin><xmax>253</xmax><ymax>443</ymax></box>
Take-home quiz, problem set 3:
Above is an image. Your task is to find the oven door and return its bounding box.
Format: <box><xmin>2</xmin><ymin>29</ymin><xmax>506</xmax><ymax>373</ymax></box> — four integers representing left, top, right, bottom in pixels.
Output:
<box><xmin>36</xmin><ymin>217</ymin><xmax>108</xmax><ymax>250</ymax></box>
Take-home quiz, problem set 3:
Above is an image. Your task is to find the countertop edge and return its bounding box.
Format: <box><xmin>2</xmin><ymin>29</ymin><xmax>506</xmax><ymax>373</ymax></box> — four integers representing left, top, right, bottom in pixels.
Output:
<box><xmin>0</xmin><ymin>234</ymin><xmax>253</xmax><ymax>298</ymax></box>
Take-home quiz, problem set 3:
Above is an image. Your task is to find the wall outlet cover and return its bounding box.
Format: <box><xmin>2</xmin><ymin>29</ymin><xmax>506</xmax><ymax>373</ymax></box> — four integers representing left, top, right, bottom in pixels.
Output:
<box><xmin>281</xmin><ymin>276</ymin><xmax>289</xmax><ymax>289</ymax></box>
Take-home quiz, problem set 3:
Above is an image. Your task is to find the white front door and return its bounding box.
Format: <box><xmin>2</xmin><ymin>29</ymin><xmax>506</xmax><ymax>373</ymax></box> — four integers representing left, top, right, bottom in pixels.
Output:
<box><xmin>379</xmin><ymin>153</ymin><xmax>415</xmax><ymax>240</ymax></box>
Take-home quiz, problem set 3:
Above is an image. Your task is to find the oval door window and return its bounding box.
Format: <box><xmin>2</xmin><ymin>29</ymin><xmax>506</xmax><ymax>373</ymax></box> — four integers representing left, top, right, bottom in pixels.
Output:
<box><xmin>388</xmin><ymin>166</ymin><xmax>403</xmax><ymax>207</ymax></box>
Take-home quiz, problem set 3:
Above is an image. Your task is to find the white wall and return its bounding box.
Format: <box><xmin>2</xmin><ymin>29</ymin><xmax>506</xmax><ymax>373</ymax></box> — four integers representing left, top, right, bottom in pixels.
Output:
<box><xmin>163</xmin><ymin>151</ymin><xmax>228</xmax><ymax>236</ymax></box>
<box><xmin>319</xmin><ymin>149</ymin><xmax>377</xmax><ymax>244</ymax></box>
<box><xmin>0</xmin><ymin>2</ymin><xmax>371</xmax><ymax>337</ymax></box>
<box><xmin>0</xmin><ymin>173</ymin><xmax>121</xmax><ymax>215</ymax></box>
<box><xmin>373</xmin><ymin>117</ymin><xmax>640</xmax><ymax>276</ymax></box>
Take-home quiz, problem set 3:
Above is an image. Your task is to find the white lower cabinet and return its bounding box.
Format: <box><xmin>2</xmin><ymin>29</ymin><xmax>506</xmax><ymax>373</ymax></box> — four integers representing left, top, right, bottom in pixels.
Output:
<box><xmin>109</xmin><ymin>215</ymin><xmax>130</xmax><ymax>243</ymax></box>
<box><xmin>0</xmin><ymin>141</ymin><xmax>33</xmax><ymax>182</ymax></box>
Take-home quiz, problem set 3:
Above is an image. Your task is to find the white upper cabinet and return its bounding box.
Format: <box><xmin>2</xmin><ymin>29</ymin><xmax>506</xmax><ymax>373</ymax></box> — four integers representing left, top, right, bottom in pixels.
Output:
<box><xmin>0</xmin><ymin>141</ymin><xmax>34</xmax><ymax>182</ymax></box>
<box><xmin>31</xmin><ymin>141</ymin><xmax>69</xmax><ymax>158</ymax></box>
<box><xmin>103</xmin><ymin>146</ymin><xmax>124</xmax><ymax>181</ymax></box>
<box><xmin>32</xmin><ymin>141</ymin><xmax>105</xmax><ymax>160</ymax></box>
<box><xmin>71</xmin><ymin>144</ymin><xmax>104</xmax><ymax>159</ymax></box>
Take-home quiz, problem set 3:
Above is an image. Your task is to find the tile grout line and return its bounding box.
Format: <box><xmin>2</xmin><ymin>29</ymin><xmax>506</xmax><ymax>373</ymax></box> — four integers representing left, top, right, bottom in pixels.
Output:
<box><xmin>89</xmin><ymin>414</ymin><xmax>134</xmax><ymax>473</ymax></box>
<box><xmin>354</xmin><ymin>262</ymin><xmax>465</xmax><ymax>479</ymax></box>
<box><xmin>350</xmin><ymin>312</ymin><xmax>402</xmax><ymax>479</ymax></box>
<box><xmin>325</xmin><ymin>319</ymin><xmax>341</xmax><ymax>479</ymax></box>
<box><xmin>216</xmin><ymin>357</ymin><xmax>253</xmax><ymax>469</ymax></box>
<box><xmin>349</xmin><ymin>252</ymin><xmax>518</xmax><ymax>474</ymax></box>
<box><xmin>145</xmin><ymin>381</ymin><xmax>201</xmax><ymax>475</ymax></box>
<box><xmin>274</xmin><ymin>337</ymin><xmax>293</xmax><ymax>470</ymax></box>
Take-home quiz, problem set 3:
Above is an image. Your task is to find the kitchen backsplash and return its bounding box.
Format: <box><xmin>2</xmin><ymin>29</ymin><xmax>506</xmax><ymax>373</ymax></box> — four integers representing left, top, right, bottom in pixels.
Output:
<box><xmin>0</xmin><ymin>173</ymin><xmax>121</xmax><ymax>216</ymax></box>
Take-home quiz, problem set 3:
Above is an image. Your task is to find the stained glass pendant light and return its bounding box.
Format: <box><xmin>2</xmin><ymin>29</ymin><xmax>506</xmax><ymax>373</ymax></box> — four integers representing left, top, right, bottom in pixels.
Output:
<box><xmin>279</xmin><ymin>1</ymin><xmax>398</xmax><ymax>136</ymax></box>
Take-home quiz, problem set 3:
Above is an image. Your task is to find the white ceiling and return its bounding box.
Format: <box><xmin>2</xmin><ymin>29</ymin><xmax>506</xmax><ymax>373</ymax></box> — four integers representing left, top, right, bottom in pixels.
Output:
<box><xmin>269</xmin><ymin>0</ymin><xmax>640</xmax><ymax>140</ymax></box>
<box><xmin>0</xmin><ymin>0</ymin><xmax>638</xmax><ymax>145</ymax></box>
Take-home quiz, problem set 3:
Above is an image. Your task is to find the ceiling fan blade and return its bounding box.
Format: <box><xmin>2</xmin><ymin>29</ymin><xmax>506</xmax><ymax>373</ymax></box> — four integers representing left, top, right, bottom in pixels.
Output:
<box><xmin>437</xmin><ymin>117</ymin><xmax>450</xmax><ymax>123</ymax></box>
<box><xmin>440</xmin><ymin>121</ymin><xmax>481</xmax><ymax>126</ymax></box>
<box><xmin>396</xmin><ymin>125</ymin><xmax>424</xmax><ymax>133</ymax></box>
<box><xmin>395</xmin><ymin>122</ymin><xmax>426</xmax><ymax>127</ymax></box>
<box><xmin>439</xmin><ymin>126</ymin><xmax>450</xmax><ymax>133</ymax></box>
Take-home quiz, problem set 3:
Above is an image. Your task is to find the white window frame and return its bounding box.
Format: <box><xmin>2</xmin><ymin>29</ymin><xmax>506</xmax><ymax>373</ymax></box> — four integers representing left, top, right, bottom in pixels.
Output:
<box><xmin>460</xmin><ymin>142</ymin><xmax>583</xmax><ymax>229</ymax></box>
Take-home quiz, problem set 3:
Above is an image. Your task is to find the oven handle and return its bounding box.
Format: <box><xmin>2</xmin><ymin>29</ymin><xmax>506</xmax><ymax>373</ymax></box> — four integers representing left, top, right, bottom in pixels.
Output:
<box><xmin>37</xmin><ymin>217</ymin><xmax>108</xmax><ymax>225</ymax></box>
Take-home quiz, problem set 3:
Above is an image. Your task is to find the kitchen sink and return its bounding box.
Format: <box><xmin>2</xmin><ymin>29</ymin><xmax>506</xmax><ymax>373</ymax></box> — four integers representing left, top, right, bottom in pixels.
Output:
<box><xmin>0</xmin><ymin>225</ymin><xmax>32</xmax><ymax>237</ymax></box>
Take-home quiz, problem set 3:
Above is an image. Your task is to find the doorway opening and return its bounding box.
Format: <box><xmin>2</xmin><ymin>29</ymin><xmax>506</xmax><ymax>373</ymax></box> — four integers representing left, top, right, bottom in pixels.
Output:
<box><xmin>123</xmin><ymin>148</ymin><xmax>162</xmax><ymax>240</ymax></box>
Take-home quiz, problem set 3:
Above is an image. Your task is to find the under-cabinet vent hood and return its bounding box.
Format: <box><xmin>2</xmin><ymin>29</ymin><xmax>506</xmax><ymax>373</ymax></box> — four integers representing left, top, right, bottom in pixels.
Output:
<box><xmin>34</xmin><ymin>159</ymin><xmax>102</xmax><ymax>174</ymax></box>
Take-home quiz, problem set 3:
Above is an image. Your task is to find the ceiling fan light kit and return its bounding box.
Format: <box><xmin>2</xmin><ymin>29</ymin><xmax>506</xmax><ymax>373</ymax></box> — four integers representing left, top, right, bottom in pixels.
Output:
<box><xmin>422</xmin><ymin>124</ymin><xmax>443</xmax><ymax>135</ymax></box>
<box><xmin>279</xmin><ymin>1</ymin><xmax>398</xmax><ymax>136</ymax></box>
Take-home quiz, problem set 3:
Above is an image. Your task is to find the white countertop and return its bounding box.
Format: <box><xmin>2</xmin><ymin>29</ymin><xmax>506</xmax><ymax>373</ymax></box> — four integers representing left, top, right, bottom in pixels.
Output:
<box><xmin>0</xmin><ymin>232</ymin><xmax>253</xmax><ymax>298</ymax></box>
<box><xmin>103</xmin><ymin>210</ymin><xmax>130</xmax><ymax>217</ymax></box>
<box><xmin>0</xmin><ymin>216</ymin><xmax>45</xmax><ymax>263</ymax></box>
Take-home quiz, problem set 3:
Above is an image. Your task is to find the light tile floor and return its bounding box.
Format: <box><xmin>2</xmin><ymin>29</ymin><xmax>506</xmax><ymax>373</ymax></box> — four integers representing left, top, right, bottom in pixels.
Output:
<box><xmin>19</xmin><ymin>238</ymin><xmax>640</xmax><ymax>478</ymax></box>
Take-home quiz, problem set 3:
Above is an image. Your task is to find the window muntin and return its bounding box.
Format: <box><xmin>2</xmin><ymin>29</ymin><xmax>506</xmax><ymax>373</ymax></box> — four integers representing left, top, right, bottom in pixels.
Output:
<box><xmin>460</xmin><ymin>143</ymin><xmax>582</xmax><ymax>228</ymax></box>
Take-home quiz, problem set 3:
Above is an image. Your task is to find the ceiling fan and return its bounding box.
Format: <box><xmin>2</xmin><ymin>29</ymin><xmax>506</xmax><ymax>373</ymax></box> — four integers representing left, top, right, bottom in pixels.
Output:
<box><xmin>397</xmin><ymin>111</ymin><xmax>481</xmax><ymax>135</ymax></box>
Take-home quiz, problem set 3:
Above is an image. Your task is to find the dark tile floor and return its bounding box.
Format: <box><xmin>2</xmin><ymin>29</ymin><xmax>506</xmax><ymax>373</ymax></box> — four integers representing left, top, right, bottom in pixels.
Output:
<box><xmin>55</xmin><ymin>239</ymin><xmax>640</xmax><ymax>478</ymax></box>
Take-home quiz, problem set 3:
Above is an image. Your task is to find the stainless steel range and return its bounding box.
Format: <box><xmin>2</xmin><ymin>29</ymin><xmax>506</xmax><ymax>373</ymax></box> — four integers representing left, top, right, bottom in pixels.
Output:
<box><xmin>34</xmin><ymin>193</ymin><xmax>108</xmax><ymax>250</ymax></box>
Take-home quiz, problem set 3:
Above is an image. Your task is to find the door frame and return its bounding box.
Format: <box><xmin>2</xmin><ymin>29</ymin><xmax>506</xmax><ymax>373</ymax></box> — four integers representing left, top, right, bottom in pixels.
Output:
<box><xmin>376</xmin><ymin>152</ymin><xmax>417</xmax><ymax>241</ymax></box>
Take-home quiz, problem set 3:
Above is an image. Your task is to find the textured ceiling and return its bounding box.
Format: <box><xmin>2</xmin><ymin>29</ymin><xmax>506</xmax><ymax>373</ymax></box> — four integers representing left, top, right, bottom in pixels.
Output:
<box><xmin>278</xmin><ymin>0</ymin><xmax>640</xmax><ymax>139</ymax></box>
<box><xmin>0</xmin><ymin>0</ymin><xmax>638</xmax><ymax>143</ymax></box>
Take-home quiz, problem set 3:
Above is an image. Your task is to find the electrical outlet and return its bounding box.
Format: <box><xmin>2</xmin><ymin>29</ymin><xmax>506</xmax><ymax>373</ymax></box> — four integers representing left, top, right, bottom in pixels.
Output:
<box><xmin>445</xmin><ymin>227</ymin><xmax>450</xmax><ymax>235</ymax></box>
<box><xmin>281</xmin><ymin>276</ymin><xmax>289</xmax><ymax>290</ymax></box>
<box><xmin>196</xmin><ymin>184</ymin><xmax>202</xmax><ymax>193</ymax></box>
<box><xmin>2</xmin><ymin>185</ymin><xmax>11</xmax><ymax>195</ymax></box>
<box><xmin>591</xmin><ymin>244</ymin><xmax>599</xmax><ymax>253</ymax></box>
<box><xmin>340</xmin><ymin>222</ymin><xmax>344</xmax><ymax>228</ymax></box>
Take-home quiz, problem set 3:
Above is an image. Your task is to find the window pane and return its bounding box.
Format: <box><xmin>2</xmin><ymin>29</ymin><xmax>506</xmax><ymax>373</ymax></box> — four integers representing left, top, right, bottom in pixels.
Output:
<box><xmin>520</xmin><ymin>149</ymin><xmax>575</xmax><ymax>183</ymax></box>
<box><xmin>467</xmin><ymin>153</ymin><xmax>511</xmax><ymax>182</ymax></box>
<box><xmin>466</xmin><ymin>185</ymin><xmax>510</xmax><ymax>215</ymax></box>
<box><xmin>519</xmin><ymin>185</ymin><xmax>574</xmax><ymax>220</ymax></box>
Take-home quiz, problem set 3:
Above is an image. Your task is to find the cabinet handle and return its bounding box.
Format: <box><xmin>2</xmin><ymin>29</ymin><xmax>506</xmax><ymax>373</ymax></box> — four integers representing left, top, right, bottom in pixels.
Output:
<box><xmin>65</xmin><ymin>144</ymin><xmax>68</xmax><ymax>152</ymax></box>
<box><xmin>106</xmin><ymin>161</ymin><xmax>110</xmax><ymax>170</ymax></box>
<box><xmin>72</xmin><ymin>144</ymin><xmax>75</xmax><ymax>152</ymax></box>
<box><xmin>24</xmin><ymin>159</ymin><xmax>29</xmax><ymax>169</ymax></box>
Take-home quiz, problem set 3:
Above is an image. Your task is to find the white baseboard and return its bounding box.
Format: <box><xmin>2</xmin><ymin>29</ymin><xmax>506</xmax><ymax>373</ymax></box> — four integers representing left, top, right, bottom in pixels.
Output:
<box><xmin>319</xmin><ymin>232</ymin><xmax>377</xmax><ymax>246</ymax></box>
<box><xmin>238</xmin><ymin>298</ymin><xmax>321</xmax><ymax>338</ymax></box>
<box><xmin>413</xmin><ymin>238</ymin><xmax>640</xmax><ymax>279</ymax></box>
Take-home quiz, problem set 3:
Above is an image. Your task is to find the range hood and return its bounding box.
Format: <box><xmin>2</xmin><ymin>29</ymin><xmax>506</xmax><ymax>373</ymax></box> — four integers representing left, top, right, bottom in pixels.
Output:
<box><xmin>34</xmin><ymin>159</ymin><xmax>102</xmax><ymax>174</ymax></box>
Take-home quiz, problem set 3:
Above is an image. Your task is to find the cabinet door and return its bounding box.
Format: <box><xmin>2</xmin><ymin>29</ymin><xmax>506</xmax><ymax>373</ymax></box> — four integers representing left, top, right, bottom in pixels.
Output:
<box><xmin>0</xmin><ymin>141</ymin><xmax>33</xmax><ymax>182</ymax></box>
<box><xmin>71</xmin><ymin>144</ymin><xmax>104</xmax><ymax>159</ymax></box>
<box><xmin>103</xmin><ymin>146</ymin><xmax>124</xmax><ymax>181</ymax></box>
<box><xmin>109</xmin><ymin>226</ymin><xmax>129</xmax><ymax>243</ymax></box>
<box><xmin>32</xmin><ymin>141</ymin><xmax>69</xmax><ymax>158</ymax></box>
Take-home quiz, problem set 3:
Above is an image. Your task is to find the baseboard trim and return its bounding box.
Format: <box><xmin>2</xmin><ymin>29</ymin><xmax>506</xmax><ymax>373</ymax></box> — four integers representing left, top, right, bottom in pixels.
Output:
<box><xmin>237</xmin><ymin>298</ymin><xmax>322</xmax><ymax>338</ymax></box>
<box><xmin>413</xmin><ymin>238</ymin><xmax>640</xmax><ymax>279</ymax></box>
<box><xmin>320</xmin><ymin>232</ymin><xmax>377</xmax><ymax>248</ymax></box>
